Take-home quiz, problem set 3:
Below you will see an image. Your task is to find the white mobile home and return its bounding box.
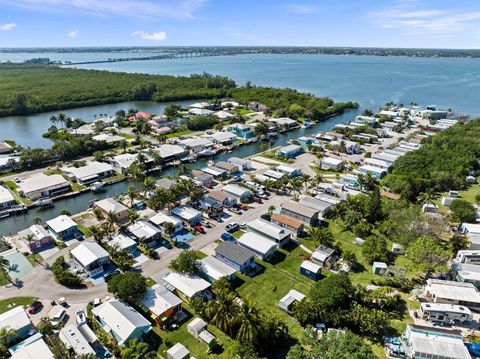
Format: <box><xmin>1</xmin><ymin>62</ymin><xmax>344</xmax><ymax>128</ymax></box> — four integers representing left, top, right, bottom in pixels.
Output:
<box><xmin>17</xmin><ymin>174</ymin><xmax>70</xmax><ymax>200</ymax></box>
<box><xmin>246</xmin><ymin>218</ymin><xmax>291</xmax><ymax>247</ymax></box>
<box><xmin>237</xmin><ymin>232</ymin><xmax>277</xmax><ymax>261</ymax></box>
<box><xmin>420</xmin><ymin>303</ymin><xmax>473</xmax><ymax>325</ymax></box>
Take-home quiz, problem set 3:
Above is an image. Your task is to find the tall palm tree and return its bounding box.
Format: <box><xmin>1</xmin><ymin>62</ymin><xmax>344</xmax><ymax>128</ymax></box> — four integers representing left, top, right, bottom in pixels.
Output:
<box><xmin>126</xmin><ymin>185</ymin><xmax>137</xmax><ymax>207</ymax></box>
<box><xmin>234</xmin><ymin>301</ymin><xmax>261</xmax><ymax>344</ymax></box>
<box><xmin>307</xmin><ymin>227</ymin><xmax>334</xmax><ymax>248</ymax></box>
<box><xmin>148</xmin><ymin>188</ymin><xmax>168</xmax><ymax>211</ymax></box>
<box><xmin>106</xmin><ymin>211</ymin><xmax>118</xmax><ymax>233</ymax></box>
<box><xmin>330</xmin><ymin>202</ymin><xmax>345</xmax><ymax>225</ymax></box>
<box><xmin>32</xmin><ymin>216</ymin><xmax>41</xmax><ymax>225</ymax></box>
<box><xmin>127</xmin><ymin>208</ymin><xmax>139</xmax><ymax>226</ymax></box>
<box><xmin>0</xmin><ymin>258</ymin><xmax>12</xmax><ymax>284</ymax></box>
<box><xmin>311</xmin><ymin>173</ymin><xmax>325</xmax><ymax>191</ymax></box>
<box><xmin>0</xmin><ymin>326</ymin><xmax>17</xmax><ymax>345</ymax></box>
<box><xmin>143</xmin><ymin>177</ymin><xmax>155</xmax><ymax>198</ymax></box>
<box><xmin>301</xmin><ymin>174</ymin><xmax>311</xmax><ymax>191</ymax></box>
<box><xmin>120</xmin><ymin>140</ymin><xmax>128</xmax><ymax>154</ymax></box>
<box><xmin>206</xmin><ymin>289</ymin><xmax>238</xmax><ymax>336</ymax></box>
<box><xmin>127</xmin><ymin>163</ymin><xmax>144</xmax><ymax>182</ymax></box>
<box><xmin>287</xmin><ymin>177</ymin><xmax>304</xmax><ymax>199</ymax></box>
<box><xmin>417</xmin><ymin>188</ymin><xmax>439</xmax><ymax>205</ymax></box>
<box><xmin>89</xmin><ymin>225</ymin><xmax>104</xmax><ymax>244</ymax></box>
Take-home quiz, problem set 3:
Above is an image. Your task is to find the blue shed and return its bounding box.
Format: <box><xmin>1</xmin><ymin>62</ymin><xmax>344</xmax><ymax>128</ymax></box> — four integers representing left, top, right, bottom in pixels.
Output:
<box><xmin>300</xmin><ymin>260</ymin><xmax>322</xmax><ymax>280</ymax></box>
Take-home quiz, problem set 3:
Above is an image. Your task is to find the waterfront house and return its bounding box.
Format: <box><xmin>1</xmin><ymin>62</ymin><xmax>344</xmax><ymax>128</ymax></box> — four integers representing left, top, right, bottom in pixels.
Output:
<box><xmin>0</xmin><ymin>186</ymin><xmax>16</xmax><ymax>210</ymax></box>
<box><xmin>420</xmin><ymin>303</ymin><xmax>473</xmax><ymax>325</ymax></box>
<box><xmin>270</xmin><ymin>213</ymin><xmax>304</xmax><ymax>237</ymax></box>
<box><xmin>92</xmin><ymin>299</ymin><xmax>151</xmax><ymax>345</ymax></box>
<box><xmin>300</xmin><ymin>260</ymin><xmax>322</xmax><ymax>280</ymax></box>
<box><xmin>0</xmin><ymin>155</ymin><xmax>19</xmax><ymax>172</ymax></box>
<box><xmin>214</xmin><ymin>110</ymin><xmax>234</xmax><ymax>120</ymax></box>
<box><xmin>214</xmin><ymin>241</ymin><xmax>256</xmax><ymax>274</ymax></box>
<box><xmin>179</xmin><ymin>138</ymin><xmax>214</xmax><ymax>154</ymax></box>
<box><xmin>18</xmin><ymin>225</ymin><xmax>53</xmax><ymax>253</ymax></box>
<box><xmin>189</xmin><ymin>102</ymin><xmax>211</xmax><ymax>109</ymax></box>
<box><xmin>63</xmin><ymin>161</ymin><xmax>113</xmax><ymax>185</ymax></box>
<box><xmin>280</xmin><ymin>200</ymin><xmax>319</xmax><ymax>226</ymax></box>
<box><xmin>46</xmin><ymin>215</ymin><xmax>79</xmax><ymax>241</ymax></box>
<box><xmin>202</xmin><ymin>132</ymin><xmax>237</xmax><ymax>145</ymax></box>
<box><xmin>111</xmin><ymin>153</ymin><xmax>142</xmax><ymax>173</ymax></box>
<box><xmin>298</xmin><ymin>196</ymin><xmax>332</xmax><ymax>219</ymax></box>
<box><xmin>424</xmin><ymin>279</ymin><xmax>480</xmax><ymax>311</ymax></box>
<box><xmin>191</xmin><ymin>170</ymin><xmax>214</xmax><ymax>186</ymax></box>
<box><xmin>129</xmin><ymin>111</ymin><xmax>152</xmax><ymax>121</ymax></box>
<box><xmin>71</xmin><ymin>241</ymin><xmax>110</xmax><ymax>277</ymax></box>
<box><xmin>237</xmin><ymin>232</ymin><xmax>277</xmax><ymax>261</ymax></box>
<box><xmin>227</xmin><ymin>123</ymin><xmax>254</xmax><ymax>139</ymax></box>
<box><xmin>150</xmin><ymin>212</ymin><xmax>183</xmax><ymax>234</ymax></box>
<box><xmin>198</xmin><ymin>255</ymin><xmax>237</xmax><ymax>283</ymax></box>
<box><xmin>167</xmin><ymin>343</ymin><xmax>190</xmax><ymax>359</ymax></box>
<box><xmin>278</xmin><ymin>289</ymin><xmax>306</xmax><ymax>314</ymax></box>
<box><xmin>321</xmin><ymin>157</ymin><xmax>343</xmax><ymax>171</ymax></box>
<box><xmin>127</xmin><ymin>220</ymin><xmax>161</xmax><ymax>247</ymax></box>
<box><xmin>312</xmin><ymin>245</ymin><xmax>336</xmax><ymax>268</ymax></box>
<box><xmin>141</xmin><ymin>284</ymin><xmax>183</xmax><ymax>325</ymax></box>
<box><xmin>188</xmin><ymin>108</ymin><xmax>214</xmax><ymax>116</ymax></box>
<box><xmin>222</xmin><ymin>184</ymin><xmax>253</xmax><ymax>202</ymax></box>
<box><xmin>10</xmin><ymin>336</ymin><xmax>54</xmax><ymax>359</ymax></box>
<box><xmin>0</xmin><ymin>306</ymin><xmax>33</xmax><ymax>343</ymax></box>
<box><xmin>404</xmin><ymin>325</ymin><xmax>471</xmax><ymax>359</ymax></box>
<box><xmin>171</xmin><ymin>206</ymin><xmax>203</xmax><ymax>226</ymax></box>
<box><xmin>214</xmin><ymin>161</ymin><xmax>239</xmax><ymax>175</ymax></box>
<box><xmin>18</xmin><ymin>173</ymin><xmax>71</xmax><ymax>200</ymax></box>
<box><xmin>93</xmin><ymin>198</ymin><xmax>129</xmax><ymax>223</ymax></box>
<box><xmin>373</xmin><ymin>262</ymin><xmax>388</xmax><ymax>275</ymax></box>
<box><xmin>276</xmin><ymin>144</ymin><xmax>303</xmax><ymax>158</ymax></box>
<box><xmin>92</xmin><ymin>133</ymin><xmax>124</xmax><ymax>143</ymax></box>
<box><xmin>59</xmin><ymin>324</ymin><xmax>95</xmax><ymax>357</ymax></box>
<box><xmin>162</xmin><ymin>272</ymin><xmax>212</xmax><ymax>302</ymax></box>
<box><xmin>246</xmin><ymin>218</ymin><xmax>291</xmax><ymax>247</ymax></box>
<box><xmin>109</xmin><ymin>233</ymin><xmax>137</xmax><ymax>254</ymax></box>
<box><xmin>268</xmin><ymin>117</ymin><xmax>298</xmax><ymax>128</ymax></box>
<box><xmin>228</xmin><ymin>157</ymin><xmax>252</xmax><ymax>170</ymax></box>
<box><xmin>156</xmin><ymin>178</ymin><xmax>176</xmax><ymax>190</ymax></box>
<box><xmin>275</xmin><ymin>164</ymin><xmax>301</xmax><ymax>178</ymax></box>
<box><xmin>154</xmin><ymin>144</ymin><xmax>187</xmax><ymax>163</ymax></box>
<box><xmin>201</xmin><ymin>166</ymin><xmax>227</xmax><ymax>180</ymax></box>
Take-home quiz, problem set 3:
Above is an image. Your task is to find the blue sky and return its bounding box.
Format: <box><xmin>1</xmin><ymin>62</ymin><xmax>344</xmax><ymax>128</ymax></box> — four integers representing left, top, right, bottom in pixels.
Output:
<box><xmin>1</xmin><ymin>0</ymin><xmax>480</xmax><ymax>48</ymax></box>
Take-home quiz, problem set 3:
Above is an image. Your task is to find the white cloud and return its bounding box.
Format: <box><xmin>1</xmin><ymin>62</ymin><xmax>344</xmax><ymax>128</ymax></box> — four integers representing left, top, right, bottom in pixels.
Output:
<box><xmin>131</xmin><ymin>31</ymin><xmax>167</xmax><ymax>41</ymax></box>
<box><xmin>0</xmin><ymin>0</ymin><xmax>206</xmax><ymax>19</ymax></box>
<box><xmin>370</xmin><ymin>4</ymin><xmax>480</xmax><ymax>35</ymax></box>
<box><xmin>282</xmin><ymin>4</ymin><xmax>315</xmax><ymax>14</ymax></box>
<box><xmin>0</xmin><ymin>23</ymin><xmax>16</xmax><ymax>31</ymax></box>
<box><xmin>67</xmin><ymin>29</ymin><xmax>78</xmax><ymax>38</ymax></box>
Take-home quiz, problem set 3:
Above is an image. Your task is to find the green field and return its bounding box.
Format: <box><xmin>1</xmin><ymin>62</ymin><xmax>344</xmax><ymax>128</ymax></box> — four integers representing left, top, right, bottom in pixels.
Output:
<box><xmin>0</xmin><ymin>296</ymin><xmax>36</xmax><ymax>314</ymax></box>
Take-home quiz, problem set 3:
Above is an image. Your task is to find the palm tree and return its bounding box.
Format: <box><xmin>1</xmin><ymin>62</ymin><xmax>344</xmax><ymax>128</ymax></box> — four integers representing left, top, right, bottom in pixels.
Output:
<box><xmin>126</xmin><ymin>185</ymin><xmax>137</xmax><ymax>207</ymax></box>
<box><xmin>311</xmin><ymin>173</ymin><xmax>325</xmax><ymax>191</ymax></box>
<box><xmin>330</xmin><ymin>203</ymin><xmax>345</xmax><ymax>225</ymax></box>
<box><xmin>234</xmin><ymin>301</ymin><xmax>261</xmax><ymax>344</ymax></box>
<box><xmin>287</xmin><ymin>177</ymin><xmax>304</xmax><ymax>199</ymax></box>
<box><xmin>267</xmin><ymin>205</ymin><xmax>276</xmax><ymax>215</ymax></box>
<box><xmin>0</xmin><ymin>326</ymin><xmax>17</xmax><ymax>345</ymax></box>
<box><xmin>120</xmin><ymin>140</ymin><xmax>128</xmax><ymax>154</ymax></box>
<box><xmin>0</xmin><ymin>258</ymin><xmax>12</xmax><ymax>284</ymax></box>
<box><xmin>206</xmin><ymin>289</ymin><xmax>238</xmax><ymax>335</ymax></box>
<box><xmin>189</xmin><ymin>188</ymin><xmax>204</xmax><ymax>205</ymax></box>
<box><xmin>32</xmin><ymin>216</ymin><xmax>41</xmax><ymax>225</ymax></box>
<box><xmin>417</xmin><ymin>188</ymin><xmax>439</xmax><ymax>205</ymax></box>
<box><xmin>143</xmin><ymin>177</ymin><xmax>155</xmax><ymax>198</ymax></box>
<box><xmin>106</xmin><ymin>211</ymin><xmax>118</xmax><ymax>232</ymax></box>
<box><xmin>301</xmin><ymin>174</ymin><xmax>311</xmax><ymax>191</ymax></box>
<box><xmin>127</xmin><ymin>163</ymin><xmax>144</xmax><ymax>182</ymax></box>
<box><xmin>148</xmin><ymin>188</ymin><xmax>168</xmax><ymax>211</ymax></box>
<box><xmin>307</xmin><ymin>226</ymin><xmax>334</xmax><ymax>248</ymax></box>
<box><xmin>127</xmin><ymin>208</ymin><xmax>139</xmax><ymax>226</ymax></box>
<box><xmin>89</xmin><ymin>225</ymin><xmax>104</xmax><ymax>244</ymax></box>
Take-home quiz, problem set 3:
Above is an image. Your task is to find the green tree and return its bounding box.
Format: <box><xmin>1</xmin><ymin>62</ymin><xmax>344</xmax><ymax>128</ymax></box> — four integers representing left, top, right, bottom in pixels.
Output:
<box><xmin>120</xmin><ymin>339</ymin><xmax>156</xmax><ymax>359</ymax></box>
<box><xmin>450</xmin><ymin>199</ymin><xmax>476</xmax><ymax>223</ymax></box>
<box><xmin>169</xmin><ymin>250</ymin><xmax>199</xmax><ymax>275</ymax></box>
<box><xmin>307</xmin><ymin>227</ymin><xmax>334</xmax><ymax>247</ymax></box>
<box><xmin>235</xmin><ymin>301</ymin><xmax>262</xmax><ymax>345</ymax></box>
<box><xmin>0</xmin><ymin>257</ymin><xmax>12</xmax><ymax>284</ymax></box>
<box><xmin>361</xmin><ymin>236</ymin><xmax>388</xmax><ymax>265</ymax></box>
<box><xmin>126</xmin><ymin>185</ymin><xmax>137</xmax><ymax>207</ymax></box>
<box><xmin>107</xmin><ymin>272</ymin><xmax>147</xmax><ymax>303</ymax></box>
<box><xmin>206</xmin><ymin>288</ymin><xmax>238</xmax><ymax>336</ymax></box>
<box><xmin>406</xmin><ymin>237</ymin><xmax>450</xmax><ymax>277</ymax></box>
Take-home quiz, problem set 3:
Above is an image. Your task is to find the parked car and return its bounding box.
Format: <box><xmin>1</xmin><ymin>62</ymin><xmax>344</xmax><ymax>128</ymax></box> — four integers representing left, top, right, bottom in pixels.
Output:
<box><xmin>193</xmin><ymin>225</ymin><xmax>205</xmax><ymax>234</ymax></box>
<box><xmin>50</xmin><ymin>308</ymin><xmax>66</xmax><ymax>328</ymax></box>
<box><xmin>28</xmin><ymin>300</ymin><xmax>42</xmax><ymax>314</ymax></box>
<box><xmin>204</xmin><ymin>183</ymin><xmax>213</xmax><ymax>189</ymax></box>
<box><xmin>257</xmin><ymin>193</ymin><xmax>268</xmax><ymax>199</ymax></box>
<box><xmin>239</xmin><ymin>222</ymin><xmax>247</xmax><ymax>230</ymax></box>
<box><xmin>221</xmin><ymin>233</ymin><xmax>236</xmax><ymax>242</ymax></box>
<box><xmin>230</xmin><ymin>208</ymin><xmax>242</xmax><ymax>215</ymax></box>
<box><xmin>253</xmin><ymin>197</ymin><xmax>263</xmax><ymax>204</ymax></box>
<box><xmin>260</xmin><ymin>214</ymin><xmax>271</xmax><ymax>221</ymax></box>
<box><xmin>226</xmin><ymin>222</ymin><xmax>240</xmax><ymax>233</ymax></box>
<box><xmin>240</xmin><ymin>204</ymin><xmax>249</xmax><ymax>210</ymax></box>
<box><xmin>76</xmin><ymin>310</ymin><xmax>87</xmax><ymax>326</ymax></box>
<box><xmin>200</xmin><ymin>220</ymin><xmax>212</xmax><ymax>228</ymax></box>
<box><xmin>161</xmin><ymin>239</ymin><xmax>173</xmax><ymax>249</ymax></box>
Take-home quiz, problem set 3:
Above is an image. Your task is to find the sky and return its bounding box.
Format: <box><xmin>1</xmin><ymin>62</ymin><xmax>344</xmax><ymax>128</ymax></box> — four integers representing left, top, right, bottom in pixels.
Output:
<box><xmin>1</xmin><ymin>0</ymin><xmax>480</xmax><ymax>48</ymax></box>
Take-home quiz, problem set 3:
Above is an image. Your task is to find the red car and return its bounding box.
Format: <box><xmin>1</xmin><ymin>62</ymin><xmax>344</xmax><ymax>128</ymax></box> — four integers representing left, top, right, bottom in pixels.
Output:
<box><xmin>193</xmin><ymin>225</ymin><xmax>205</xmax><ymax>233</ymax></box>
<box><xmin>28</xmin><ymin>300</ymin><xmax>42</xmax><ymax>314</ymax></box>
<box><xmin>204</xmin><ymin>183</ymin><xmax>213</xmax><ymax>189</ymax></box>
<box><xmin>240</xmin><ymin>204</ymin><xmax>249</xmax><ymax>210</ymax></box>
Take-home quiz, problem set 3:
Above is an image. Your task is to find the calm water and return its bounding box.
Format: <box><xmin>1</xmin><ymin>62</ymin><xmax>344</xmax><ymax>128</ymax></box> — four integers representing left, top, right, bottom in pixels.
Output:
<box><xmin>0</xmin><ymin>109</ymin><xmax>357</xmax><ymax>235</ymax></box>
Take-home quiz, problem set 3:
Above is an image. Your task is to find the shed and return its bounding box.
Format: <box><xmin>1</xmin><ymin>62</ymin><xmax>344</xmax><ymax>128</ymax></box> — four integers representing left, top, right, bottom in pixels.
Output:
<box><xmin>187</xmin><ymin>317</ymin><xmax>207</xmax><ymax>339</ymax></box>
<box><xmin>354</xmin><ymin>237</ymin><xmax>365</xmax><ymax>246</ymax></box>
<box><xmin>391</xmin><ymin>243</ymin><xmax>405</xmax><ymax>255</ymax></box>
<box><xmin>278</xmin><ymin>289</ymin><xmax>306</xmax><ymax>313</ymax></box>
<box><xmin>167</xmin><ymin>343</ymin><xmax>190</xmax><ymax>359</ymax></box>
<box><xmin>373</xmin><ymin>262</ymin><xmax>388</xmax><ymax>275</ymax></box>
<box><xmin>442</xmin><ymin>197</ymin><xmax>455</xmax><ymax>206</ymax></box>
<box><xmin>300</xmin><ymin>260</ymin><xmax>322</xmax><ymax>280</ymax></box>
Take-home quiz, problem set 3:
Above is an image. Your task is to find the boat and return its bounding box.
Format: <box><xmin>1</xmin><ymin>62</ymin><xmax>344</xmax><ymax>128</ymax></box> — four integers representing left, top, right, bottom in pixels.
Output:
<box><xmin>207</xmin><ymin>159</ymin><xmax>214</xmax><ymax>166</ymax></box>
<box><xmin>75</xmin><ymin>310</ymin><xmax>87</xmax><ymax>326</ymax></box>
<box><xmin>302</xmin><ymin>121</ymin><xmax>313</xmax><ymax>129</ymax></box>
<box><xmin>33</xmin><ymin>198</ymin><xmax>53</xmax><ymax>208</ymax></box>
<box><xmin>198</xmin><ymin>149</ymin><xmax>215</xmax><ymax>157</ymax></box>
<box><xmin>90</xmin><ymin>181</ymin><xmax>105</xmax><ymax>192</ymax></box>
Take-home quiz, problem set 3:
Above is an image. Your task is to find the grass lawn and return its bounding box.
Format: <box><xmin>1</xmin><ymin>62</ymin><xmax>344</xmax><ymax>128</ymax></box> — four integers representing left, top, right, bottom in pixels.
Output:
<box><xmin>259</xmin><ymin>151</ymin><xmax>295</xmax><ymax>164</ymax></box>
<box><xmin>231</xmin><ymin>230</ymin><xmax>245</xmax><ymax>239</ymax></box>
<box><xmin>119</xmin><ymin>133</ymin><xmax>135</xmax><ymax>139</ymax></box>
<box><xmin>0</xmin><ymin>296</ymin><xmax>36</xmax><ymax>314</ymax></box>
<box><xmin>77</xmin><ymin>223</ymin><xmax>93</xmax><ymax>238</ymax></box>
<box><xmin>235</xmin><ymin>108</ymin><xmax>252</xmax><ymax>116</ymax></box>
<box><xmin>69</xmin><ymin>180</ymin><xmax>85</xmax><ymax>192</ymax></box>
<box><xmin>5</xmin><ymin>180</ymin><xmax>32</xmax><ymax>205</ymax></box>
<box><xmin>235</xmin><ymin>244</ymin><xmax>313</xmax><ymax>340</ymax></box>
<box><xmin>25</xmin><ymin>252</ymin><xmax>43</xmax><ymax>266</ymax></box>
<box><xmin>166</xmin><ymin>130</ymin><xmax>194</xmax><ymax>138</ymax></box>
<box><xmin>155</xmin><ymin>306</ymin><xmax>235</xmax><ymax>359</ymax></box>
<box><xmin>102</xmin><ymin>172</ymin><xmax>124</xmax><ymax>183</ymax></box>
<box><xmin>145</xmin><ymin>277</ymin><xmax>157</xmax><ymax>287</ymax></box>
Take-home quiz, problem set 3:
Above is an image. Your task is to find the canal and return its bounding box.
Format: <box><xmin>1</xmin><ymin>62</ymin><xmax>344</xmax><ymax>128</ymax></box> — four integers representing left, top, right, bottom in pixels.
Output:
<box><xmin>0</xmin><ymin>108</ymin><xmax>359</xmax><ymax>236</ymax></box>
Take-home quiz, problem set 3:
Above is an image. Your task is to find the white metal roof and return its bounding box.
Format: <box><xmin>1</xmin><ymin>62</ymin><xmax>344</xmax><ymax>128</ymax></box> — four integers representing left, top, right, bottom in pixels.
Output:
<box><xmin>203</xmin><ymin>131</ymin><xmax>237</xmax><ymax>143</ymax></box>
<box><xmin>167</xmin><ymin>343</ymin><xmax>189</xmax><ymax>359</ymax></box>
<box><xmin>364</xmin><ymin>158</ymin><xmax>391</xmax><ymax>169</ymax></box>
<box><xmin>222</xmin><ymin>184</ymin><xmax>252</xmax><ymax>198</ymax></box>
<box><xmin>112</xmin><ymin>153</ymin><xmax>138</xmax><ymax>169</ymax></box>
<box><xmin>128</xmin><ymin>220</ymin><xmax>161</xmax><ymax>239</ymax></box>
<box><xmin>199</xmin><ymin>255</ymin><xmax>237</xmax><ymax>281</ymax></box>
<box><xmin>179</xmin><ymin>137</ymin><xmax>213</xmax><ymax>148</ymax></box>
<box><xmin>162</xmin><ymin>272</ymin><xmax>211</xmax><ymax>298</ymax></box>
<box><xmin>94</xmin><ymin>198</ymin><xmax>128</xmax><ymax>214</ymax></box>
<box><xmin>0</xmin><ymin>306</ymin><xmax>31</xmax><ymax>332</ymax></box>
<box><xmin>278</xmin><ymin>144</ymin><xmax>302</xmax><ymax>153</ymax></box>
<box><xmin>269</xmin><ymin>117</ymin><xmax>297</xmax><ymax>126</ymax></box>
<box><xmin>109</xmin><ymin>234</ymin><xmax>136</xmax><ymax>250</ymax></box>
<box><xmin>279</xmin><ymin>289</ymin><xmax>306</xmax><ymax>306</ymax></box>
<box><xmin>10</xmin><ymin>338</ymin><xmax>54</xmax><ymax>359</ymax></box>
<box><xmin>322</xmin><ymin>157</ymin><xmax>343</xmax><ymax>165</ymax></box>
<box><xmin>154</xmin><ymin>144</ymin><xmax>186</xmax><ymax>159</ymax></box>
<box><xmin>247</xmin><ymin>219</ymin><xmax>291</xmax><ymax>241</ymax></box>
<box><xmin>276</xmin><ymin>164</ymin><xmax>299</xmax><ymax>174</ymax></box>
<box><xmin>0</xmin><ymin>185</ymin><xmax>15</xmax><ymax>204</ymax></box>
<box><xmin>46</xmin><ymin>215</ymin><xmax>77</xmax><ymax>233</ymax></box>
<box><xmin>188</xmin><ymin>317</ymin><xmax>207</xmax><ymax>332</ymax></box>
<box><xmin>202</xmin><ymin>166</ymin><xmax>226</xmax><ymax>177</ymax></box>
<box><xmin>59</xmin><ymin>324</ymin><xmax>95</xmax><ymax>356</ymax></box>
<box><xmin>214</xmin><ymin>110</ymin><xmax>234</xmax><ymax>119</ymax></box>
<box><xmin>150</xmin><ymin>212</ymin><xmax>182</xmax><ymax>227</ymax></box>
<box><xmin>301</xmin><ymin>260</ymin><xmax>322</xmax><ymax>273</ymax></box>
<box><xmin>264</xmin><ymin>170</ymin><xmax>285</xmax><ymax>180</ymax></box>
<box><xmin>188</xmin><ymin>108</ymin><xmax>214</xmax><ymax>116</ymax></box>
<box><xmin>91</xmin><ymin>299</ymin><xmax>151</xmax><ymax>345</ymax></box>
<box><xmin>141</xmin><ymin>284</ymin><xmax>183</xmax><ymax>316</ymax></box>
<box><xmin>63</xmin><ymin>161</ymin><xmax>112</xmax><ymax>181</ymax></box>
<box><xmin>92</xmin><ymin>133</ymin><xmax>124</xmax><ymax>143</ymax></box>
<box><xmin>71</xmin><ymin>242</ymin><xmax>109</xmax><ymax>267</ymax></box>
<box><xmin>420</xmin><ymin>302</ymin><xmax>472</xmax><ymax>316</ymax></box>
<box><xmin>426</xmin><ymin>279</ymin><xmax>480</xmax><ymax>304</ymax></box>
<box><xmin>238</xmin><ymin>232</ymin><xmax>277</xmax><ymax>256</ymax></box>
<box><xmin>18</xmin><ymin>174</ymin><xmax>69</xmax><ymax>195</ymax></box>
<box><xmin>171</xmin><ymin>206</ymin><xmax>202</xmax><ymax>221</ymax></box>
<box><xmin>19</xmin><ymin>225</ymin><xmax>51</xmax><ymax>241</ymax></box>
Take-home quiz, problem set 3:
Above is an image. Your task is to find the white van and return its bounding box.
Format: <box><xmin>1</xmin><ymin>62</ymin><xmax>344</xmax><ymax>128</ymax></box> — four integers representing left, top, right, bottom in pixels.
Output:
<box><xmin>50</xmin><ymin>308</ymin><xmax>66</xmax><ymax>328</ymax></box>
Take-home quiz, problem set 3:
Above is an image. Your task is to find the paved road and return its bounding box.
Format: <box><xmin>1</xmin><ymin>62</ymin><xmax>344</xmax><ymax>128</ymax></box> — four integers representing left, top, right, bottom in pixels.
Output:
<box><xmin>0</xmin><ymin>194</ymin><xmax>286</xmax><ymax>303</ymax></box>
